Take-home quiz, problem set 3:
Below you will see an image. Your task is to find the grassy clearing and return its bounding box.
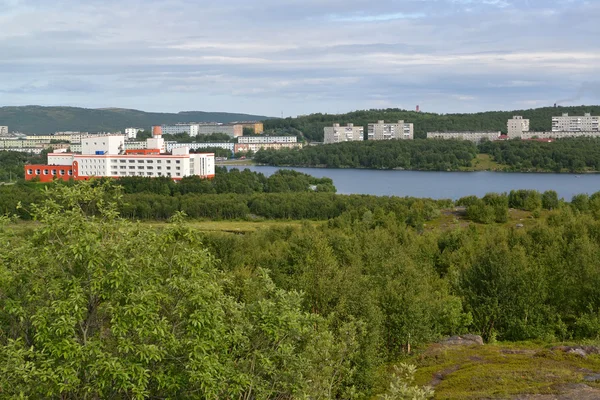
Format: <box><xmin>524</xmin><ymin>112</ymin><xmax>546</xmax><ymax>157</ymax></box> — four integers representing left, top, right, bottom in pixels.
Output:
<box><xmin>461</xmin><ymin>154</ymin><xmax>505</xmax><ymax>172</ymax></box>
<box><xmin>406</xmin><ymin>342</ymin><xmax>600</xmax><ymax>399</ymax></box>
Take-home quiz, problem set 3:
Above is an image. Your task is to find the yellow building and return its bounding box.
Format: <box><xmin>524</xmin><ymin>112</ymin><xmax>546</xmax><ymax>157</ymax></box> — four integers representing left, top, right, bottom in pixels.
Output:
<box><xmin>237</xmin><ymin>122</ymin><xmax>264</xmax><ymax>134</ymax></box>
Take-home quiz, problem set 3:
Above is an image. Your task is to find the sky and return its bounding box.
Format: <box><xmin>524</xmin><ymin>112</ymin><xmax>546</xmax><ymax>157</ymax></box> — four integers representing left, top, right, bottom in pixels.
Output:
<box><xmin>0</xmin><ymin>0</ymin><xmax>599</xmax><ymax>117</ymax></box>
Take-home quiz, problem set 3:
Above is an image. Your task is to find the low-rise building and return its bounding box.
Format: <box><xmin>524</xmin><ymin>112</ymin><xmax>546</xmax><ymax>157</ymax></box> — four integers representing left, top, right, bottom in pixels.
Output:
<box><xmin>324</xmin><ymin>123</ymin><xmax>364</xmax><ymax>144</ymax></box>
<box><xmin>237</xmin><ymin>136</ymin><xmax>297</xmax><ymax>144</ymax></box>
<box><xmin>368</xmin><ymin>120</ymin><xmax>414</xmax><ymax>140</ymax></box>
<box><xmin>166</xmin><ymin>142</ymin><xmax>235</xmax><ymax>154</ymax></box>
<box><xmin>426</xmin><ymin>131</ymin><xmax>501</xmax><ymax>143</ymax></box>
<box><xmin>24</xmin><ymin>132</ymin><xmax>215</xmax><ymax>182</ymax></box>
<box><xmin>234</xmin><ymin>142</ymin><xmax>302</xmax><ymax>153</ymax></box>
<box><xmin>552</xmin><ymin>113</ymin><xmax>599</xmax><ymax>132</ymax></box>
<box><xmin>520</xmin><ymin>131</ymin><xmax>600</xmax><ymax>140</ymax></box>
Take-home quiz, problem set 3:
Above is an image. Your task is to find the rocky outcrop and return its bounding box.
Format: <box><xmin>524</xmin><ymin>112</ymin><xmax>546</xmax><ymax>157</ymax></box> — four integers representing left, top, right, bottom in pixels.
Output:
<box><xmin>439</xmin><ymin>334</ymin><xmax>484</xmax><ymax>346</ymax></box>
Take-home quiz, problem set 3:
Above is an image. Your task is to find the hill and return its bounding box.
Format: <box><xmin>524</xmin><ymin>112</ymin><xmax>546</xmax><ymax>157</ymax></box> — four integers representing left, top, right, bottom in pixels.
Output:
<box><xmin>0</xmin><ymin>106</ymin><xmax>271</xmax><ymax>134</ymax></box>
<box><xmin>264</xmin><ymin>105</ymin><xmax>600</xmax><ymax>141</ymax></box>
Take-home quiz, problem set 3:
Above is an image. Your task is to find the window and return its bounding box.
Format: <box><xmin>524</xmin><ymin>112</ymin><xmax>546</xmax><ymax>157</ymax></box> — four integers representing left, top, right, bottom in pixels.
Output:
<box><xmin>147</xmin><ymin>172</ymin><xmax>153</xmax><ymax>176</ymax></box>
<box><xmin>68</xmin><ymin>170</ymin><xmax>73</xmax><ymax>176</ymax></box>
<box><xmin>157</xmin><ymin>166</ymin><xmax>161</xmax><ymax>170</ymax></box>
<box><xmin>43</xmin><ymin>169</ymin><xmax>48</xmax><ymax>175</ymax></box>
<box><xmin>120</xmin><ymin>166</ymin><xmax>126</xmax><ymax>170</ymax></box>
<box><xmin>27</xmin><ymin>169</ymin><xmax>33</xmax><ymax>175</ymax></box>
<box><xmin>120</xmin><ymin>160</ymin><xmax>126</xmax><ymax>163</ymax></box>
<box><xmin>176</xmin><ymin>173</ymin><xmax>181</xmax><ymax>176</ymax></box>
<box><xmin>36</xmin><ymin>169</ymin><xmax>41</xmax><ymax>175</ymax></box>
<box><xmin>167</xmin><ymin>160</ymin><xmax>171</xmax><ymax>164</ymax></box>
<box><xmin>176</xmin><ymin>167</ymin><xmax>181</xmax><ymax>170</ymax></box>
<box><xmin>167</xmin><ymin>167</ymin><xmax>171</xmax><ymax>170</ymax></box>
<box><xmin>147</xmin><ymin>166</ymin><xmax>153</xmax><ymax>170</ymax></box>
<box><xmin>129</xmin><ymin>160</ymin><xmax>135</xmax><ymax>163</ymax></box>
<box><xmin>157</xmin><ymin>160</ymin><xmax>161</xmax><ymax>164</ymax></box>
<box><xmin>60</xmin><ymin>170</ymin><xmax>65</xmax><ymax>176</ymax></box>
<box><xmin>176</xmin><ymin>160</ymin><xmax>181</xmax><ymax>164</ymax></box>
<box><xmin>138</xmin><ymin>160</ymin><xmax>144</xmax><ymax>163</ymax></box>
<box><xmin>129</xmin><ymin>166</ymin><xmax>135</xmax><ymax>170</ymax></box>
<box><xmin>138</xmin><ymin>166</ymin><xmax>144</xmax><ymax>169</ymax></box>
<box><xmin>147</xmin><ymin>160</ymin><xmax>153</xmax><ymax>163</ymax></box>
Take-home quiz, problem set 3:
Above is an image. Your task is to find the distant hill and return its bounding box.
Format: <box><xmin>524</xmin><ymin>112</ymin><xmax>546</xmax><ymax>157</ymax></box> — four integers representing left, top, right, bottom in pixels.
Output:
<box><xmin>0</xmin><ymin>106</ymin><xmax>271</xmax><ymax>134</ymax></box>
<box><xmin>264</xmin><ymin>105</ymin><xmax>600</xmax><ymax>141</ymax></box>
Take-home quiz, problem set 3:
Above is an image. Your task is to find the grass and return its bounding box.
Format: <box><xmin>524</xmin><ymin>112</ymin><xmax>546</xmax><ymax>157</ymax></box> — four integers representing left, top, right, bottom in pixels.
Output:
<box><xmin>460</xmin><ymin>154</ymin><xmax>505</xmax><ymax>172</ymax></box>
<box><xmin>406</xmin><ymin>342</ymin><xmax>600</xmax><ymax>399</ymax></box>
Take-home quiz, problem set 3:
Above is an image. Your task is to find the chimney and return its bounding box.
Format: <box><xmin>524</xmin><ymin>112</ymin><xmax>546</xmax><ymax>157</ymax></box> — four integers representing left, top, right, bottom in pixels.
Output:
<box><xmin>152</xmin><ymin>126</ymin><xmax>162</xmax><ymax>137</ymax></box>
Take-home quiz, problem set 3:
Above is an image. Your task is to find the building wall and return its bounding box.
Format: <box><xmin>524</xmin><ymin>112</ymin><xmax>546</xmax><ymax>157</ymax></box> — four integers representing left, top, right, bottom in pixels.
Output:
<box><xmin>81</xmin><ymin>135</ymin><xmax>125</xmax><ymax>155</ymax></box>
<box><xmin>426</xmin><ymin>131</ymin><xmax>501</xmax><ymax>143</ymax></box>
<box><xmin>197</xmin><ymin>124</ymin><xmax>243</xmax><ymax>137</ymax></box>
<box><xmin>507</xmin><ymin>116</ymin><xmax>530</xmax><ymax>138</ymax></box>
<box><xmin>324</xmin><ymin>124</ymin><xmax>364</xmax><ymax>144</ymax></box>
<box><xmin>24</xmin><ymin>164</ymin><xmax>74</xmax><ymax>182</ymax></box>
<box><xmin>367</xmin><ymin>120</ymin><xmax>414</xmax><ymax>140</ymax></box>
<box><xmin>125</xmin><ymin>128</ymin><xmax>143</xmax><ymax>139</ymax></box>
<box><xmin>520</xmin><ymin>131</ymin><xmax>600</xmax><ymax>140</ymax></box>
<box><xmin>552</xmin><ymin>113</ymin><xmax>599</xmax><ymax>132</ymax></box>
<box><xmin>237</xmin><ymin>136</ymin><xmax>297</xmax><ymax>144</ymax></box>
<box><xmin>237</xmin><ymin>122</ymin><xmax>264</xmax><ymax>134</ymax></box>
<box><xmin>166</xmin><ymin>142</ymin><xmax>235</xmax><ymax>153</ymax></box>
<box><xmin>234</xmin><ymin>142</ymin><xmax>302</xmax><ymax>153</ymax></box>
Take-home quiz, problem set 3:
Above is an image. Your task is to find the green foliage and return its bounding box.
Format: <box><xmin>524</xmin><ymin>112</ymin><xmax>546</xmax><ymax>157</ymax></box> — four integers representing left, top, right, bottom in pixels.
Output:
<box><xmin>0</xmin><ymin>181</ymin><xmax>358</xmax><ymax>399</ymax></box>
<box><xmin>255</xmin><ymin>140</ymin><xmax>478</xmax><ymax>170</ymax></box>
<box><xmin>378</xmin><ymin>364</ymin><xmax>434</xmax><ymax>400</ymax></box>
<box><xmin>509</xmin><ymin>190</ymin><xmax>542</xmax><ymax>211</ymax></box>
<box><xmin>479</xmin><ymin>138</ymin><xmax>600</xmax><ymax>172</ymax></box>
<box><xmin>542</xmin><ymin>190</ymin><xmax>560</xmax><ymax>210</ymax></box>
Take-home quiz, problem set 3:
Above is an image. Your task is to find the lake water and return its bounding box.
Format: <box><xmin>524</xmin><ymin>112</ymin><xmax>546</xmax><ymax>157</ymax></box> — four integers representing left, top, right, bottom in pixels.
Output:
<box><xmin>226</xmin><ymin>166</ymin><xmax>600</xmax><ymax>200</ymax></box>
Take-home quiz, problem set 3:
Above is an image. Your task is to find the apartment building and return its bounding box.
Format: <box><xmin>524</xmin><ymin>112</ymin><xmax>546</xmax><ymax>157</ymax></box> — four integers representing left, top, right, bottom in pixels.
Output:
<box><xmin>235</xmin><ymin>122</ymin><xmax>264</xmax><ymax>134</ymax></box>
<box><xmin>507</xmin><ymin>116</ymin><xmax>530</xmax><ymax>138</ymax></box>
<box><xmin>520</xmin><ymin>131</ymin><xmax>600</xmax><ymax>140</ymax></box>
<box><xmin>197</xmin><ymin>123</ymin><xmax>243</xmax><ymax>138</ymax></box>
<box><xmin>24</xmin><ymin>132</ymin><xmax>215</xmax><ymax>182</ymax></box>
<box><xmin>324</xmin><ymin>123</ymin><xmax>364</xmax><ymax>144</ymax></box>
<box><xmin>125</xmin><ymin>127</ymin><xmax>144</xmax><ymax>139</ymax></box>
<box><xmin>161</xmin><ymin>124</ymin><xmax>201</xmax><ymax>137</ymax></box>
<box><xmin>427</xmin><ymin>131</ymin><xmax>501</xmax><ymax>143</ymax></box>
<box><xmin>0</xmin><ymin>126</ymin><xmax>7</xmax><ymax>135</ymax></box>
<box><xmin>552</xmin><ymin>113</ymin><xmax>599</xmax><ymax>132</ymax></box>
<box><xmin>167</xmin><ymin>142</ymin><xmax>235</xmax><ymax>154</ymax></box>
<box><xmin>237</xmin><ymin>136</ymin><xmax>297</xmax><ymax>144</ymax></box>
<box><xmin>234</xmin><ymin>142</ymin><xmax>302</xmax><ymax>153</ymax></box>
<box><xmin>368</xmin><ymin>120</ymin><xmax>414</xmax><ymax>140</ymax></box>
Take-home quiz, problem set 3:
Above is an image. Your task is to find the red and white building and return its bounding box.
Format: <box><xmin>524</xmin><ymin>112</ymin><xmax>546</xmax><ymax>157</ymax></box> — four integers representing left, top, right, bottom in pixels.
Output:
<box><xmin>25</xmin><ymin>128</ymin><xmax>215</xmax><ymax>182</ymax></box>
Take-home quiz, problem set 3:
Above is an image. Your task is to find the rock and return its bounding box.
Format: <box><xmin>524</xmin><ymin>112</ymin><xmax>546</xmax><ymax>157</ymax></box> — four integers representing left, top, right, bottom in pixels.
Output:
<box><xmin>516</xmin><ymin>223</ymin><xmax>524</xmax><ymax>228</ymax></box>
<box><xmin>551</xmin><ymin>345</ymin><xmax>600</xmax><ymax>357</ymax></box>
<box><xmin>439</xmin><ymin>334</ymin><xmax>484</xmax><ymax>346</ymax></box>
<box><xmin>584</xmin><ymin>374</ymin><xmax>600</xmax><ymax>382</ymax></box>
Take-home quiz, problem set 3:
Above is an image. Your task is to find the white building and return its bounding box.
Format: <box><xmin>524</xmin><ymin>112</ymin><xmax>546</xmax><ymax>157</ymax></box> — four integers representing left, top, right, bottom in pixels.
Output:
<box><xmin>36</xmin><ymin>133</ymin><xmax>215</xmax><ymax>180</ymax></box>
<box><xmin>368</xmin><ymin>120</ymin><xmax>414</xmax><ymax>140</ymax></box>
<box><xmin>324</xmin><ymin>123</ymin><xmax>364</xmax><ymax>144</ymax></box>
<box><xmin>552</xmin><ymin>113</ymin><xmax>599</xmax><ymax>132</ymax></box>
<box><xmin>238</xmin><ymin>136</ymin><xmax>297</xmax><ymax>144</ymax></box>
<box><xmin>125</xmin><ymin>127</ymin><xmax>144</xmax><ymax>139</ymax></box>
<box><xmin>427</xmin><ymin>131</ymin><xmax>501</xmax><ymax>143</ymax></box>
<box><xmin>0</xmin><ymin>126</ymin><xmax>8</xmax><ymax>135</ymax></box>
<box><xmin>507</xmin><ymin>116</ymin><xmax>530</xmax><ymax>138</ymax></box>
<box><xmin>166</xmin><ymin>142</ymin><xmax>235</xmax><ymax>153</ymax></box>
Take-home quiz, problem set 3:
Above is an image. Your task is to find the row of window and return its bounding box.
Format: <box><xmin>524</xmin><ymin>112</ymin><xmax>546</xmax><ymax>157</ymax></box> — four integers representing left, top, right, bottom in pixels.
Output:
<box><xmin>115</xmin><ymin>171</ymin><xmax>181</xmax><ymax>177</ymax></box>
<box><xmin>110</xmin><ymin>166</ymin><xmax>180</xmax><ymax>171</ymax></box>
<box><xmin>28</xmin><ymin>169</ymin><xmax>73</xmax><ymax>176</ymax></box>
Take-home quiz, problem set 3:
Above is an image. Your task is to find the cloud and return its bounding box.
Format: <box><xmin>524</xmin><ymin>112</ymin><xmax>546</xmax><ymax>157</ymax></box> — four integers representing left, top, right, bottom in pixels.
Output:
<box><xmin>0</xmin><ymin>0</ymin><xmax>598</xmax><ymax>116</ymax></box>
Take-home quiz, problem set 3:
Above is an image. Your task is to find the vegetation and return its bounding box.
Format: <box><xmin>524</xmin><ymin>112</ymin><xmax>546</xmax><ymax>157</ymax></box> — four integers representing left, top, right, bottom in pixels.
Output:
<box><xmin>3</xmin><ymin>179</ymin><xmax>600</xmax><ymax>397</ymax></box>
<box><xmin>255</xmin><ymin>140</ymin><xmax>478</xmax><ymax>170</ymax></box>
<box><xmin>265</xmin><ymin>106</ymin><xmax>600</xmax><ymax>142</ymax></box>
<box><xmin>480</xmin><ymin>138</ymin><xmax>600</xmax><ymax>172</ymax></box>
<box><xmin>0</xmin><ymin>150</ymin><xmax>48</xmax><ymax>181</ymax></box>
<box><xmin>0</xmin><ymin>105</ymin><xmax>269</xmax><ymax>134</ymax></box>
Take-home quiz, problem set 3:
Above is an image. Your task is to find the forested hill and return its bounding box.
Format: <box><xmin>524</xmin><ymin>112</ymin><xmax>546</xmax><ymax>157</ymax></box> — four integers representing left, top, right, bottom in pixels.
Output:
<box><xmin>0</xmin><ymin>106</ymin><xmax>270</xmax><ymax>134</ymax></box>
<box><xmin>265</xmin><ymin>105</ymin><xmax>600</xmax><ymax>141</ymax></box>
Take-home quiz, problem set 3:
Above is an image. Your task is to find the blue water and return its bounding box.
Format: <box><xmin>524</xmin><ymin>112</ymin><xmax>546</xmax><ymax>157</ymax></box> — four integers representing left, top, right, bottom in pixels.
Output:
<box><xmin>226</xmin><ymin>166</ymin><xmax>600</xmax><ymax>200</ymax></box>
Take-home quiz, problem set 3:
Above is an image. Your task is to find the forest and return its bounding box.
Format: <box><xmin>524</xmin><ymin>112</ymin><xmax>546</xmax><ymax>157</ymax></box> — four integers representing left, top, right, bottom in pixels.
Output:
<box><xmin>3</xmin><ymin>178</ymin><xmax>600</xmax><ymax>398</ymax></box>
<box><xmin>264</xmin><ymin>106</ymin><xmax>600</xmax><ymax>141</ymax></box>
<box><xmin>254</xmin><ymin>140</ymin><xmax>478</xmax><ymax>170</ymax></box>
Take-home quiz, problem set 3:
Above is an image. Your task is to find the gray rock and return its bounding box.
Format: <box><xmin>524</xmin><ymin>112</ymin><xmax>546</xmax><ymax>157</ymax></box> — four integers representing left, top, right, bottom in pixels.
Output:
<box><xmin>439</xmin><ymin>334</ymin><xmax>484</xmax><ymax>346</ymax></box>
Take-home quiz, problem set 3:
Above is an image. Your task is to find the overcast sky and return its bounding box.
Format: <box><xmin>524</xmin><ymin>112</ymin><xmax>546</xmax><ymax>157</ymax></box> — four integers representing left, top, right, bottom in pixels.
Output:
<box><xmin>1</xmin><ymin>0</ymin><xmax>599</xmax><ymax>116</ymax></box>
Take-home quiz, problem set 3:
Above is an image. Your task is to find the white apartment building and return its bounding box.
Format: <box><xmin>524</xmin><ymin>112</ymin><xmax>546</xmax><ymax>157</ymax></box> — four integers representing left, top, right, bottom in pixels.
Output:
<box><xmin>368</xmin><ymin>120</ymin><xmax>414</xmax><ymax>140</ymax></box>
<box><xmin>237</xmin><ymin>136</ymin><xmax>298</xmax><ymax>144</ymax></box>
<box><xmin>427</xmin><ymin>131</ymin><xmax>501</xmax><ymax>143</ymax></box>
<box><xmin>552</xmin><ymin>113</ymin><xmax>599</xmax><ymax>132</ymax></box>
<box><xmin>234</xmin><ymin>142</ymin><xmax>302</xmax><ymax>153</ymax></box>
<box><xmin>167</xmin><ymin>142</ymin><xmax>235</xmax><ymax>153</ymax></box>
<box><xmin>520</xmin><ymin>131</ymin><xmax>600</xmax><ymax>140</ymax></box>
<box><xmin>507</xmin><ymin>116</ymin><xmax>530</xmax><ymax>138</ymax></box>
<box><xmin>324</xmin><ymin>123</ymin><xmax>364</xmax><ymax>144</ymax></box>
<box><xmin>0</xmin><ymin>126</ymin><xmax>8</xmax><ymax>135</ymax></box>
<box><xmin>125</xmin><ymin>127</ymin><xmax>144</xmax><ymax>139</ymax></box>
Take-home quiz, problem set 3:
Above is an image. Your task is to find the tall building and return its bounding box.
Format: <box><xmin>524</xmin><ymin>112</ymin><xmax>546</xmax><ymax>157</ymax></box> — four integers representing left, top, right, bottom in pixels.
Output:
<box><xmin>367</xmin><ymin>120</ymin><xmax>414</xmax><ymax>141</ymax></box>
<box><xmin>552</xmin><ymin>113</ymin><xmax>599</xmax><ymax>132</ymax></box>
<box><xmin>323</xmin><ymin>123</ymin><xmax>364</xmax><ymax>144</ymax></box>
<box><xmin>507</xmin><ymin>116</ymin><xmax>530</xmax><ymax>138</ymax></box>
<box><xmin>125</xmin><ymin>127</ymin><xmax>143</xmax><ymax>139</ymax></box>
<box><xmin>24</xmin><ymin>130</ymin><xmax>215</xmax><ymax>182</ymax></box>
<box><xmin>0</xmin><ymin>126</ymin><xmax>8</xmax><ymax>135</ymax></box>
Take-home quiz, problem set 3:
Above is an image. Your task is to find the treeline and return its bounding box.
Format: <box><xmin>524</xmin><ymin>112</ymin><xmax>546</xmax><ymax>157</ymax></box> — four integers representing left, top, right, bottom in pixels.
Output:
<box><xmin>265</xmin><ymin>106</ymin><xmax>600</xmax><ymax>141</ymax></box>
<box><xmin>255</xmin><ymin>139</ymin><xmax>477</xmax><ymax>170</ymax></box>
<box><xmin>0</xmin><ymin>150</ymin><xmax>47</xmax><ymax>181</ymax></box>
<box><xmin>479</xmin><ymin>138</ymin><xmax>600</xmax><ymax>172</ymax></box>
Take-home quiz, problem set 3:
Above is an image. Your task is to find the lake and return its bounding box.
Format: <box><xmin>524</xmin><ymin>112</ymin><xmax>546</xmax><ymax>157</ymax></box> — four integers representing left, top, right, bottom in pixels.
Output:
<box><xmin>226</xmin><ymin>166</ymin><xmax>600</xmax><ymax>200</ymax></box>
